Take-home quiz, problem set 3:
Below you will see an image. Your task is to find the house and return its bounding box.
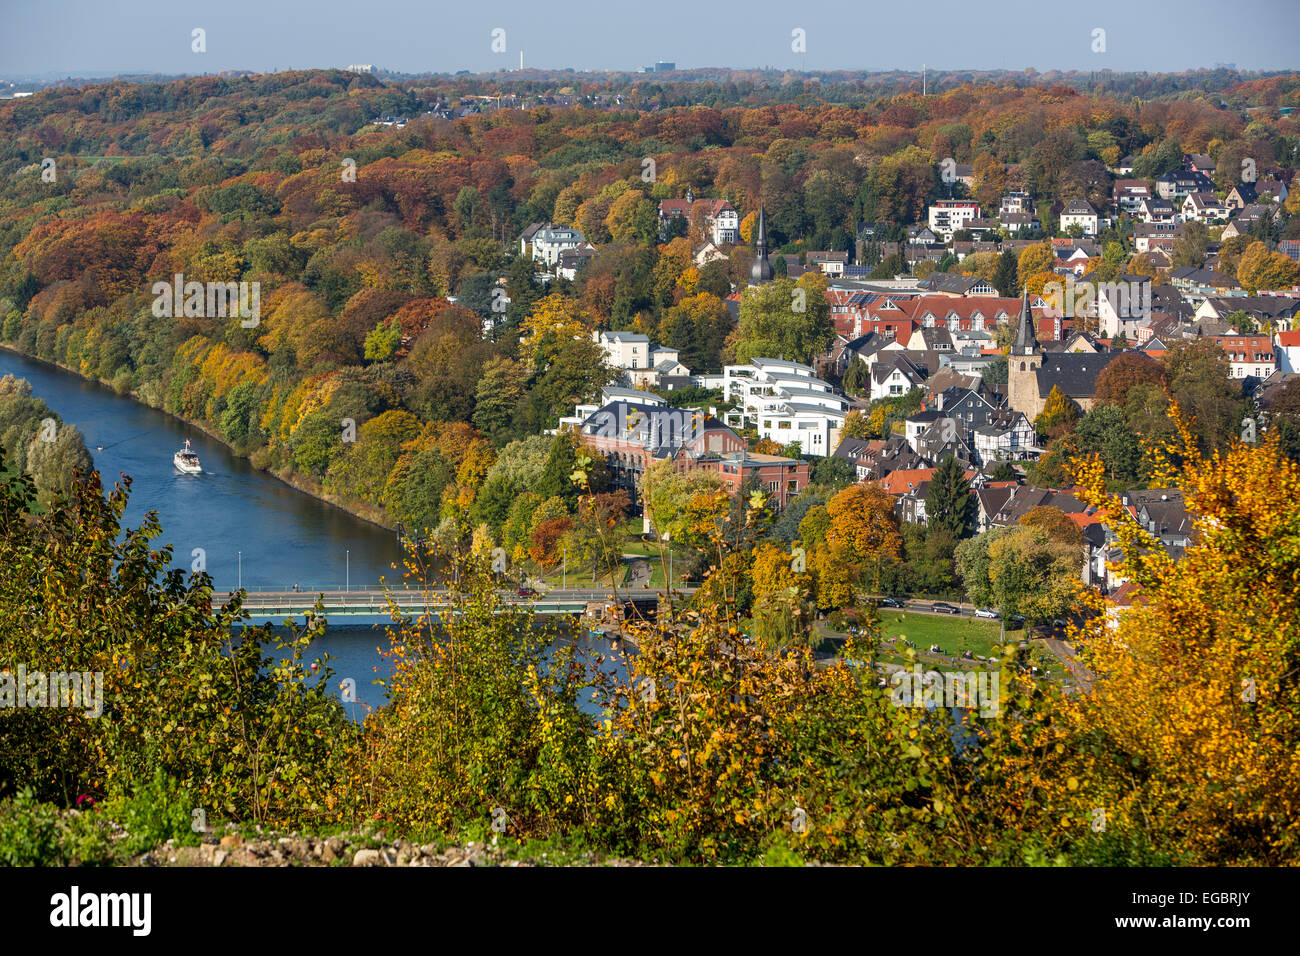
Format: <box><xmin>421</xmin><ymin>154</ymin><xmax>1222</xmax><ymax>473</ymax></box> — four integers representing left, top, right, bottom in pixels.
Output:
<box><xmin>1196</xmin><ymin>296</ymin><xmax>1300</xmax><ymax>331</ymax></box>
<box><xmin>595</xmin><ymin>330</ymin><xmax>653</xmax><ymax>370</ymax></box>
<box><xmin>1255</xmin><ymin>178</ymin><xmax>1290</xmax><ymax>204</ymax></box>
<box><xmin>973</xmin><ymin>408</ymin><xmax>1038</xmax><ymax>464</ymax></box>
<box><xmin>693</xmin><ymin>240</ymin><xmax>729</xmax><ymax>267</ymax></box>
<box><xmin>1000</xmin><ymin>211</ymin><xmax>1040</xmax><ymax>234</ymax></box>
<box><xmin>1156</xmin><ymin>170</ymin><xmax>1213</xmax><ymax>201</ymax></box>
<box><xmin>1212</xmin><ymin>335</ymin><xmax>1276</xmax><ymax>379</ymax></box>
<box><xmin>832</xmin><ymin>437</ymin><xmax>885</xmax><ymax>481</ymax></box>
<box><xmin>1138</xmin><ymin>196</ymin><xmax>1177</xmax><ymax>224</ymax></box>
<box><xmin>928</xmin><ymin>200</ymin><xmax>981</xmax><ymax>240</ymax></box>
<box><xmin>658</xmin><ymin>191</ymin><xmax>740</xmax><ymax>245</ymax></box>
<box><xmin>1121</xmin><ymin>489</ymin><xmax>1193</xmax><ymax>550</ymax></box>
<box><xmin>1182</xmin><ymin>192</ymin><xmax>1230</xmax><ymax>223</ymax></box>
<box><xmin>1059</xmin><ymin>199</ymin><xmax>1099</xmax><ymax>236</ymax></box>
<box><xmin>1000</xmin><ymin>191</ymin><xmax>1033</xmax><ymax>216</ymax></box>
<box><xmin>1133</xmin><ymin>222</ymin><xmax>1181</xmax><ymax>253</ymax></box>
<box><xmin>1113</xmin><ymin>179</ymin><xmax>1152</xmax><ymax>213</ymax></box>
<box><xmin>807</xmin><ymin>251</ymin><xmax>849</xmax><ymax>276</ymax></box>
<box><xmin>870</xmin><ymin>354</ymin><xmax>931</xmax><ymax>401</ymax></box>
<box><xmin>556</xmin><ymin>244</ymin><xmax>597</xmax><ymax>280</ymax></box>
<box><xmin>1185</xmin><ymin>154</ymin><xmax>1216</xmax><ymax>176</ymax></box>
<box><xmin>906</xmin><ymin>326</ymin><xmax>956</xmax><ymax>353</ymax></box>
<box><xmin>1273</xmin><ymin>331</ymin><xmax>1300</xmax><ymax>373</ymax></box>
<box><xmin>531</xmin><ymin>224</ymin><xmax>587</xmax><ymax>267</ymax></box>
<box><xmin>1227</xmin><ymin>182</ymin><xmax>1259</xmax><ymax>209</ymax></box>
<box><xmin>518</xmin><ymin>222</ymin><xmax>545</xmax><ymax>256</ymax></box>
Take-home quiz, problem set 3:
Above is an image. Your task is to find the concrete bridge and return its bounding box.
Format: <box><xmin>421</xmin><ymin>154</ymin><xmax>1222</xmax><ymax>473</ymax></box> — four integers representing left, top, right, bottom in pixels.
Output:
<box><xmin>214</xmin><ymin>586</ymin><xmax>696</xmax><ymax>618</ymax></box>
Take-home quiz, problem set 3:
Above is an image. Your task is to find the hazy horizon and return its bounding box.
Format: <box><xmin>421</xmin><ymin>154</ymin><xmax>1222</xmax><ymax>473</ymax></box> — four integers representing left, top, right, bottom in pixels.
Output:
<box><xmin>1</xmin><ymin>0</ymin><xmax>1296</xmax><ymax>80</ymax></box>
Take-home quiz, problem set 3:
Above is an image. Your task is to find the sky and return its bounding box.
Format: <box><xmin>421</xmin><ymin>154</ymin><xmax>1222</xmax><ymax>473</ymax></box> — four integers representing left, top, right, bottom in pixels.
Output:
<box><xmin>0</xmin><ymin>0</ymin><xmax>1296</xmax><ymax>80</ymax></box>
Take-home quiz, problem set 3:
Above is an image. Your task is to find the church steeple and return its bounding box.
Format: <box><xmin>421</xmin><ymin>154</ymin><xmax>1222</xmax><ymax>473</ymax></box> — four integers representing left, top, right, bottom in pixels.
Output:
<box><xmin>750</xmin><ymin>204</ymin><xmax>772</xmax><ymax>284</ymax></box>
<box><xmin>1012</xmin><ymin>287</ymin><xmax>1039</xmax><ymax>355</ymax></box>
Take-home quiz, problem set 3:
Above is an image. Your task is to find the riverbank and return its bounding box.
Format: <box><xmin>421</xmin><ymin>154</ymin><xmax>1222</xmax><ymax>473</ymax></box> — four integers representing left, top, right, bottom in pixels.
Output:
<box><xmin>0</xmin><ymin>341</ymin><xmax>398</xmax><ymax>533</ymax></box>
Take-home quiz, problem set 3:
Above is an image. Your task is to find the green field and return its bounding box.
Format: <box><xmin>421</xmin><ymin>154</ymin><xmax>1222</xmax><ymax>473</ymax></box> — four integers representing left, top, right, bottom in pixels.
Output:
<box><xmin>875</xmin><ymin>611</ymin><xmax>1005</xmax><ymax>659</ymax></box>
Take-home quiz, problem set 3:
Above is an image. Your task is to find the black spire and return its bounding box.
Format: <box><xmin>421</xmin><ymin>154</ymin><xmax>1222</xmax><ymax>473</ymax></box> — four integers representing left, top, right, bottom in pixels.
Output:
<box><xmin>1012</xmin><ymin>286</ymin><xmax>1038</xmax><ymax>354</ymax></box>
<box><xmin>750</xmin><ymin>204</ymin><xmax>772</xmax><ymax>284</ymax></box>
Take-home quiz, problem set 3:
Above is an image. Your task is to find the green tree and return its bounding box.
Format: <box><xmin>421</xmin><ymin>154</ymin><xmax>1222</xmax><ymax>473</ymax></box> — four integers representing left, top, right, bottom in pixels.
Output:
<box><xmin>925</xmin><ymin>455</ymin><xmax>976</xmax><ymax>538</ymax></box>
<box><xmin>732</xmin><ymin>276</ymin><xmax>834</xmax><ymax>365</ymax></box>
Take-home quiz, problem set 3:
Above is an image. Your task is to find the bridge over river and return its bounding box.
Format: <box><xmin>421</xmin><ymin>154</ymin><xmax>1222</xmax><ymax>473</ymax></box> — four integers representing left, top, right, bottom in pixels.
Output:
<box><xmin>217</xmin><ymin>586</ymin><xmax>699</xmax><ymax>618</ymax></box>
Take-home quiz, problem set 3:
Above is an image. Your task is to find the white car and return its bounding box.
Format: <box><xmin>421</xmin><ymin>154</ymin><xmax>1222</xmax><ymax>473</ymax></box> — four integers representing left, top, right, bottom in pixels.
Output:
<box><xmin>974</xmin><ymin>608</ymin><xmax>1000</xmax><ymax>620</ymax></box>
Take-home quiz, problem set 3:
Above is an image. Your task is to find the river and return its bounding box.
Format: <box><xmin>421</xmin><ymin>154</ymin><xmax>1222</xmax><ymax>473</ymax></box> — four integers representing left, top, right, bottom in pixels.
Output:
<box><xmin>0</xmin><ymin>348</ymin><xmax>625</xmax><ymax>715</ymax></box>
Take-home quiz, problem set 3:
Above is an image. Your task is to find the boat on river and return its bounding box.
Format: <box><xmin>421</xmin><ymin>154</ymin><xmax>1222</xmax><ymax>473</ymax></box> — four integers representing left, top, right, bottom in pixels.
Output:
<box><xmin>173</xmin><ymin>439</ymin><xmax>202</xmax><ymax>474</ymax></box>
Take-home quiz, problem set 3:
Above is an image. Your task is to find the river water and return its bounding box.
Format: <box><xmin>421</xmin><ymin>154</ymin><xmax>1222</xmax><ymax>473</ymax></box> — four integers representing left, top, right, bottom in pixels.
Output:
<box><xmin>0</xmin><ymin>348</ymin><xmax>628</xmax><ymax>715</ymax></box>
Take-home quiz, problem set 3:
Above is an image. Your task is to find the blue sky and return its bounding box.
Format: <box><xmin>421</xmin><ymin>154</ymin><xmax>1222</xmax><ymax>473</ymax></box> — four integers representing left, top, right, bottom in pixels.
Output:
<box><xmin>1</xmin><ymin>0</ymin><xmax>1296</xmax><ymax>78</ymax></box>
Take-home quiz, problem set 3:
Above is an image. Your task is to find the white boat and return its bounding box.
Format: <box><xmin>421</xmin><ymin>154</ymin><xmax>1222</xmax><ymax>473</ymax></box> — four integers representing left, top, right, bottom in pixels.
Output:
<box><xmin>173</xmin><ymin>439</ymin><xmax>202</xmax><ymax>474</ymax></box>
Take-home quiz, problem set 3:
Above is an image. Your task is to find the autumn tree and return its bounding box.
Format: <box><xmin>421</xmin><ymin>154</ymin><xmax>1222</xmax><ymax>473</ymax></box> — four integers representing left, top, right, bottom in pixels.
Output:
<box><xmin>1237</xmin><ymin>241</ymin><xmax>1299</xmax><ymax>294</ymax></box>
<box><xmin>1035</xmin><ymin>385</ymin><xmax>1079</xmax><ymax>441</ymax></box>
<box><xmin>1093</xmin><ymin>351</ymin><xmax>1169</xmax><ymax>407</ymax></box>
<box><xmin>954</xmin><ymin>524</ymin><xmax>1081</xmax><ymax>621</ymax></box>
<box><xmin>1017</xmin><ymin>243</ymin><xmax>1054</xmax><ymax>290</ymax></box>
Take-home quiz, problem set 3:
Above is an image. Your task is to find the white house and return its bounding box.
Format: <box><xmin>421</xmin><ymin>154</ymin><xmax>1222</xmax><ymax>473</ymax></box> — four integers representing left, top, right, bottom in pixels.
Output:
<box><xmin>658</xmin><ymin>193</ymin><xmax>740</xmax><ymax>246</ymax></box>
<box><xmin>1212</xmin><ymin>335</ymin><xmax>1276</xmax><ymax>379</ymax></box>
<box><xmin>594</xmin><ymin>330</ymin><xmax>652</xmax><ymax>369</ymax></box>
<box><xmin>1060</xmin><ymin>199</ymin><xmax>1099</xmax><ymax>236</ymax></box>
<box><xmin>531</xmin><ymin>225</ymin><xmax>587</xmax><ymax>267</ymax></box>
<box><xmin>1182</xmin><ymin>192</ymin><xmax>1230</xmax><ymax>223</ymax></box>
<box><xmin>1275</xmin><ymin>331</ymin><xmax>1300</xmax><ymax>373</ymax></box>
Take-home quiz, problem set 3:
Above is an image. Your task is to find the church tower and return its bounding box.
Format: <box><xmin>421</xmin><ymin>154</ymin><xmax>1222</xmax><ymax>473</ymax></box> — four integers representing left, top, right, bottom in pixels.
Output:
<box><xmin>750</xmin><ymin>204</ymin><xmax>773</xmax><ymax>284</ymax></box>
<box><xmin>1007</xmin><ymin>288</ymin><xmax>1042</xmax><ymax>418</ymax></box>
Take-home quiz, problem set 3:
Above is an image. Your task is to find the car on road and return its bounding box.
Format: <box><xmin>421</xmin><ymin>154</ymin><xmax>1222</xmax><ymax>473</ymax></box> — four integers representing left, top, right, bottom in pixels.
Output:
<box><xmin>876</xmin><ymin>597</ymin><xmax>904</xmax><ymax>608</ymax></box>
<box><xmin>516</xmin><ymin>586</ymin><xmax>537</xmax><ymax>597</ymax></box>
<box><xmin>974</xmin><ymin>607</ymin><xmax>1000</xmax><ymax>619</ymax></box>
<box><xmin>931</xmin><ymin>602</ymin><xmax>960</xmax><ymax>615</ymax></box>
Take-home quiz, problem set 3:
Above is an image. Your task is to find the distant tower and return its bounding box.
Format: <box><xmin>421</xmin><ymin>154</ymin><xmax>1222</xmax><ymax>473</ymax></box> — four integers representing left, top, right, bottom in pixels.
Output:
<box><xmin>1007</xmin><ymin>287</ymin><xmax>1042</xmax><ymax>417</ymax></box>
<box><xmin>685</xmin><ymin>186</ymin><xmax>694</xmax><ymax>205</ymax></box>
<box><xmin>750</xmin><ymin>204</ymin><xmax>773</xmax><ymax>284</ymax></box>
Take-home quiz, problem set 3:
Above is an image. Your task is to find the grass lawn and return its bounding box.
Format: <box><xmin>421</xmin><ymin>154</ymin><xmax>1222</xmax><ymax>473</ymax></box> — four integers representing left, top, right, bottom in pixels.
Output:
<box><xmin>874</xmin><ymin>611</ymin><xmax>1005</xmax><ymax>659</ymax></box>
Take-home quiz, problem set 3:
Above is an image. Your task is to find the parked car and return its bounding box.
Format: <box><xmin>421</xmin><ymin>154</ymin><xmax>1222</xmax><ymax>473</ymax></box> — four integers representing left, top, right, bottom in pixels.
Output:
<box><xmin>877</xmin><ymin>597</ymin><xmax>904</xmax><ymax>609</ymax></box>
<box><xmin>931</xmin><ymin>602</ymin><xmax>960</xmax><ymax>615</ymax></box>
<box><xmin>1052</xmin><ymin>617</ymin><xmax>1068</xmax><ymax>628</ymax></box>
<box><xmin>974</xmin><ymin>607</ymin><xmax>1000</xmax><ymax>620</ymax></box>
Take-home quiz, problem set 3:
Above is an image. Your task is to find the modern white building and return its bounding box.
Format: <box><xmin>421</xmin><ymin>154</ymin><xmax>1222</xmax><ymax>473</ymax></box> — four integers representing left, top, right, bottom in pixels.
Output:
<box><xmin>927</xmin><ymin>200</ymin><xmax>980</xmax><ymax>241</ymax></box>
<box><xmin>723</xmin><ymin>358</ymin><xmax>849</xmax><ymax>457</ymax></box>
